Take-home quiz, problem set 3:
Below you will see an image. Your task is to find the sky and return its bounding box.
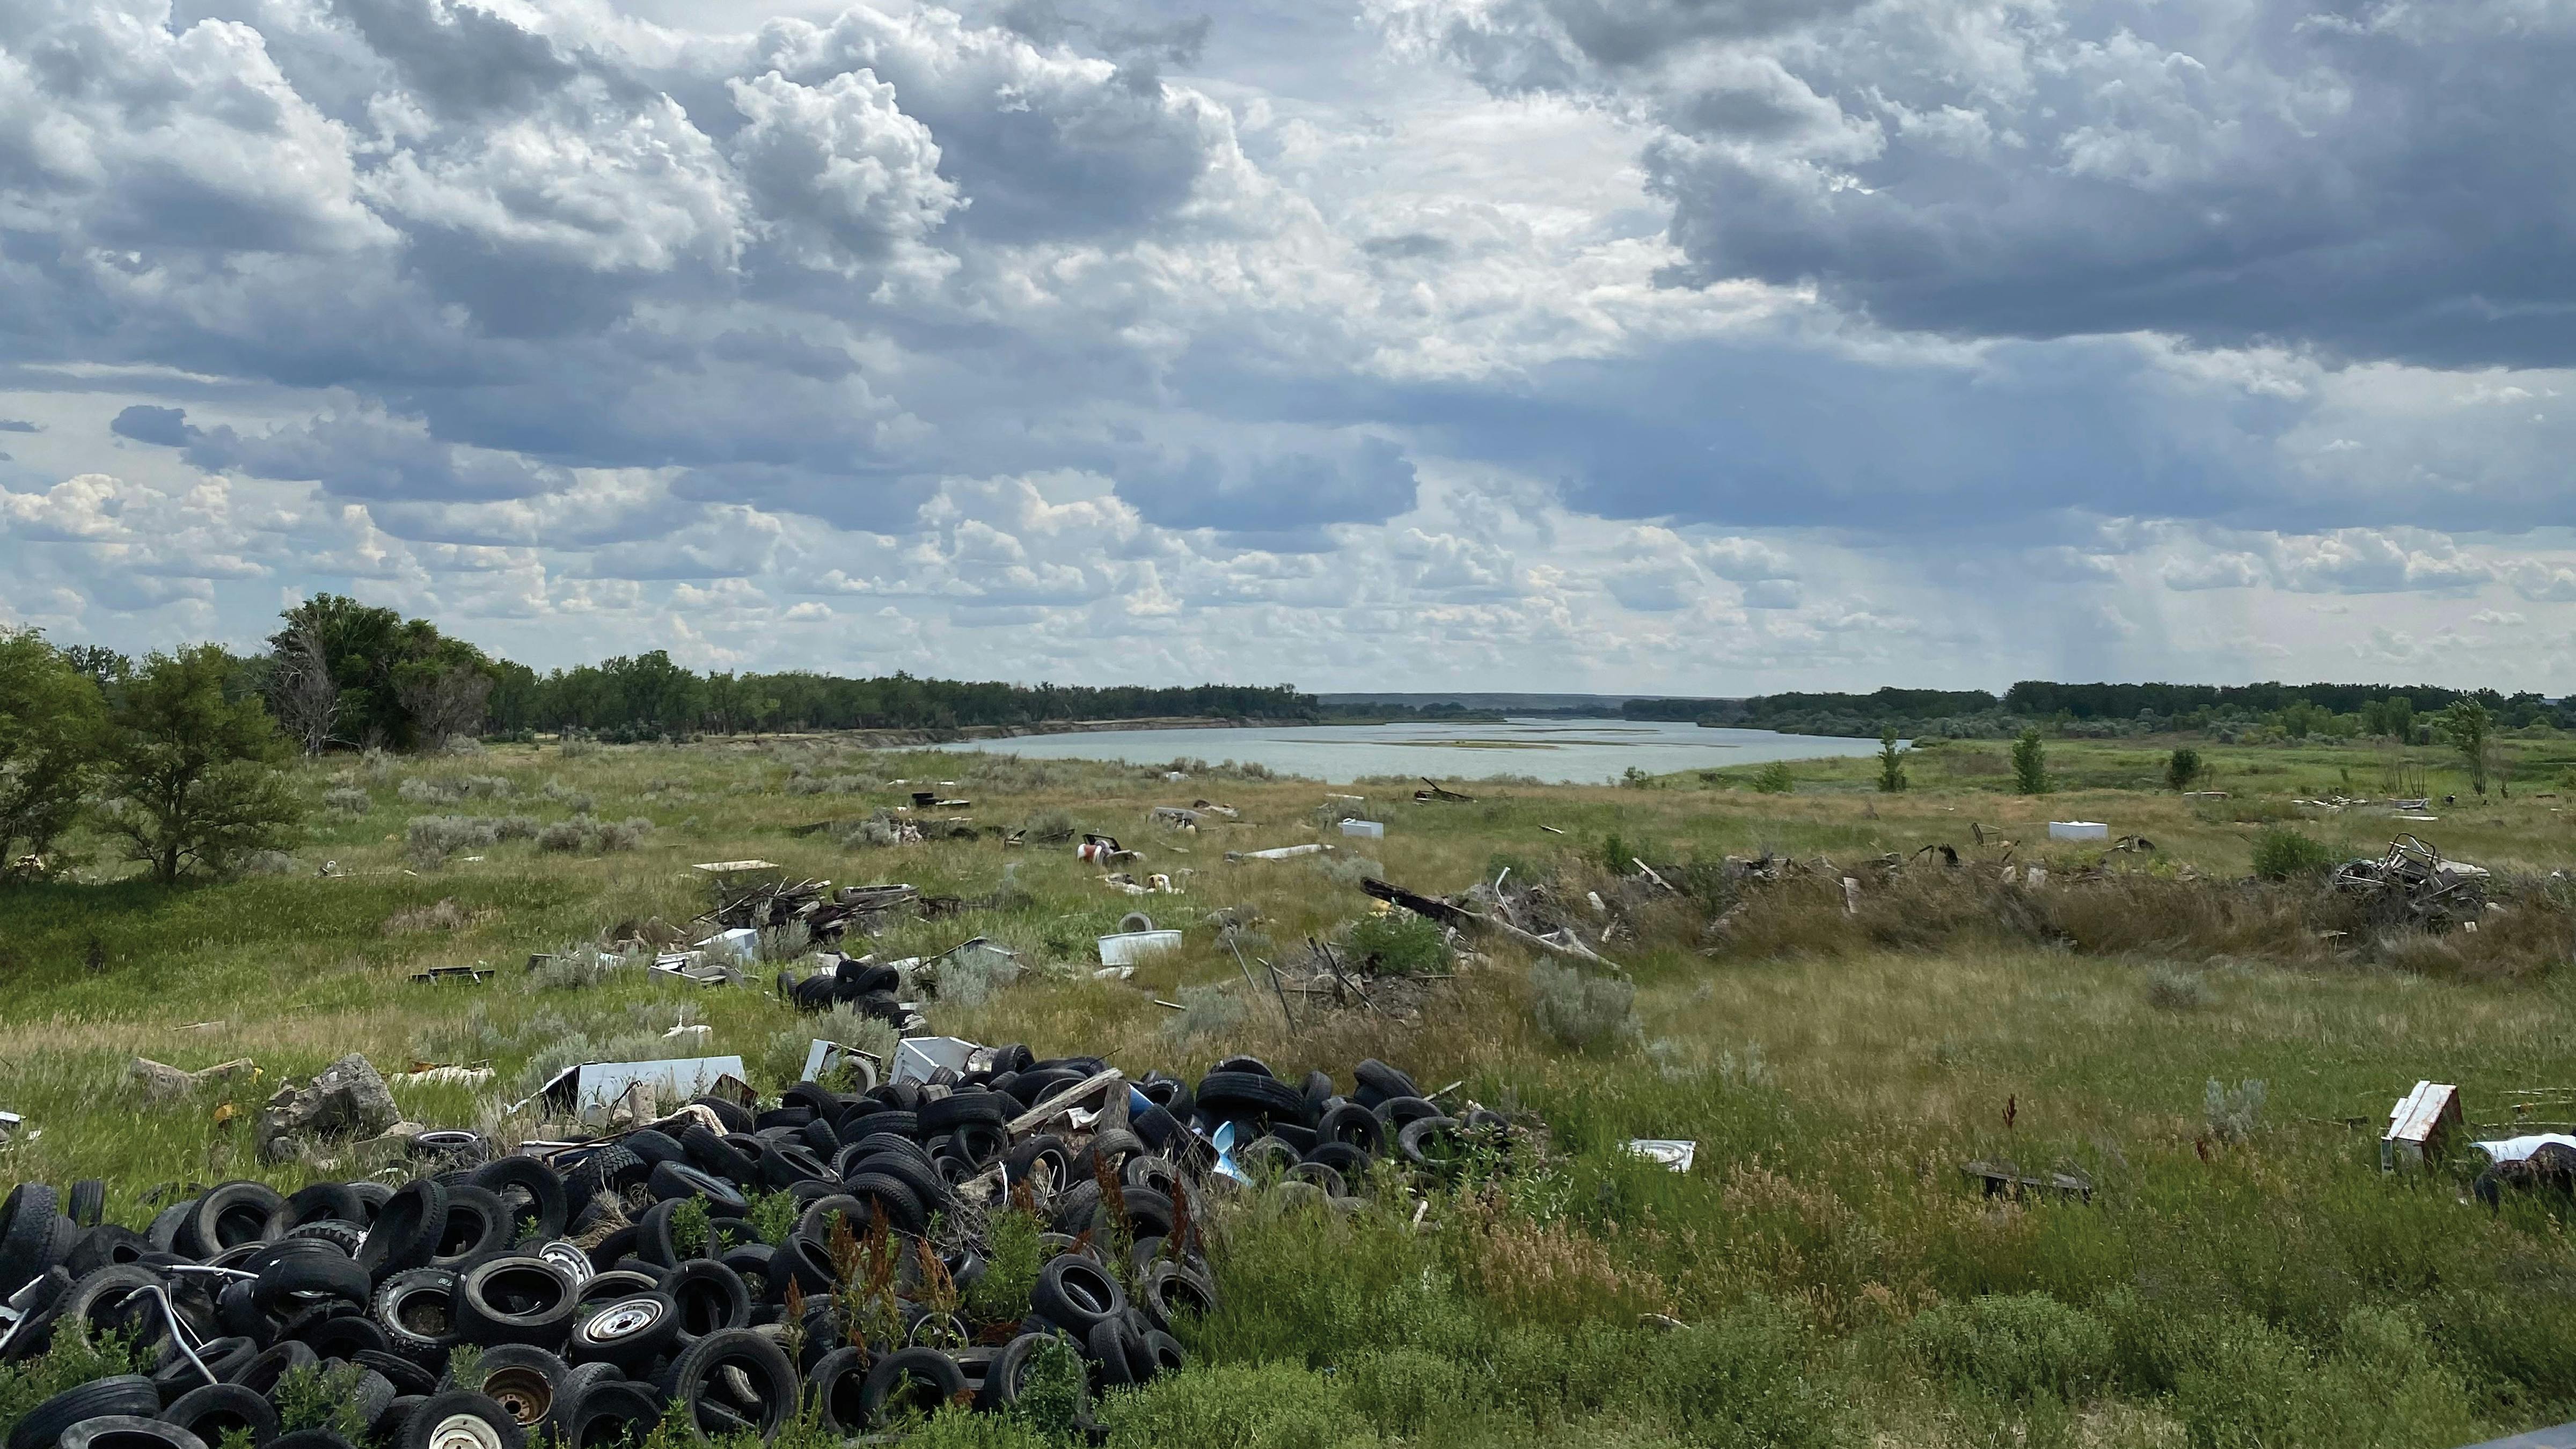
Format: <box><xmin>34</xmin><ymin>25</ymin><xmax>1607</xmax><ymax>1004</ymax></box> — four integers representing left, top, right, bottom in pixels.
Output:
<box><xmin>3</xmin><ymin>0</ymin><xmax>2574</xmax><ymax>694</ymax></box>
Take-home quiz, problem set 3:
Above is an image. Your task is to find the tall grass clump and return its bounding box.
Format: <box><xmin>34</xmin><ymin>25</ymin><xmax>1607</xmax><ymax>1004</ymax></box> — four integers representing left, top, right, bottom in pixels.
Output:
<box><xmin>1527</xmin><ymin>960</ymin><xmax>1638</xmax><ymax>1053</ymax></box>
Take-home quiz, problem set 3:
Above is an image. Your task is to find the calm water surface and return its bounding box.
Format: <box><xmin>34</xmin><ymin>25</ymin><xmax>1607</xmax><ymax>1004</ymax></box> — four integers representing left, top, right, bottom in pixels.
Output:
<box><xmin>927</xmin><ymin>717</ymin><xmax>1884</xmax><ymax>785</ymax></box>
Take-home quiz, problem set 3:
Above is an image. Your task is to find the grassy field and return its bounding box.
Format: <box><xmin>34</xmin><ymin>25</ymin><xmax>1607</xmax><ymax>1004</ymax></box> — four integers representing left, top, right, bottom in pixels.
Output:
<box><xmin>4</xmin><ymin>731</ymin><xmax>2574</xmax><ymax>1448</ymax></box>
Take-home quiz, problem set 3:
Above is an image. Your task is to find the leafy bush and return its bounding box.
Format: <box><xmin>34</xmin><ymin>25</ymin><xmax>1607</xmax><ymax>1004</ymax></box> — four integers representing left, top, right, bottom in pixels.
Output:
<box><xmin>1162</xmin><ymin>984</ymin><xmax>1253</xmax><ymax>1043</ymax></box>
<box><xmin>1098</xmin><ymin>1362</ymin><xmax>1364</xmax><ymax>1449</ymax></box>
<box><xmin>2251</xmin><ymin>826</ymin><xmax>2340</xmax><ymax>880</ymax></box>
<box><xmin>968</xmin><ymin>1206</ymin><xmax>1046</xmax><ymax>1324</ymax></box>
<box><xmin>1751</xmin><ymin>762</ymin><xmax>1795</xmax><ymax>794</ymax></box>
<box><xmin>273</xmin><ymin>1360</ymin><xmax>371</xmax><ymax>1437</ymax></box>
<box><xmin>536</xmin><ymin>817</ymin><xmax>653</xmax><ymax>854</ymax></box>
<box><xmin>406</xmin><ymin>813</ymin><xmax>499</xmax><ymax>864</ymax></box>
<box><xmin>1908</xmin><ymin>1292</ymin><xmax>2115</xmax><ymax>1402</ymax></box>
<box><xmin>324</xmin><ymin>787</ymin><xmax>371</xmax><ymax>815</ymax></box>
<box><xmin>1344</xmin><ymin>910</ymin><xmax>1450</xmax><ymax>976</ymax></box>
<box><xmin>1527</xmin><ymin>960</ymin><xmax>1638</xmax><ymax>1053</ymax></box>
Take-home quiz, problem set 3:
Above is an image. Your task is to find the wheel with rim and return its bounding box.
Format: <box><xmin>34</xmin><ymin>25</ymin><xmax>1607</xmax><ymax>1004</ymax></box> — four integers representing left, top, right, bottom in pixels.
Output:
<box><xmin>565</xmin><ymin>1292</ymin><xmax>678</xmax><ymax>1371</ymax></box>
<box><xmin>396</xmin><ymin>1392</ymin><xmax>524</xmax><ymax>1449</ymax></box>
<box><xmin>447</xmin><ymin>1344</ymin><xmax>567</xmax><ymax>1429</ymax></box>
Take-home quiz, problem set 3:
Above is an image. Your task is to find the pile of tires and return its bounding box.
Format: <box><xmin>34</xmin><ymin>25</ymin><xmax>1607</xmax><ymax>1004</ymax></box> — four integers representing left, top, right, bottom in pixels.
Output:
<box><xmin>0</xmin><ymin>1050</ymin><xmax>1503</xmax><ymax>1447</ymax></box>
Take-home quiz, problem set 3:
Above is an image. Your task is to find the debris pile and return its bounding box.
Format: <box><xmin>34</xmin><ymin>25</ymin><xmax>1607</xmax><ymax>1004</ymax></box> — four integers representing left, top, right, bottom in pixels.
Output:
<box><xmin>2331</xmin><ymin>834</ymin><xmax>2492</xmax><ymax>932</ymax></box>
<box><xmin>0</xmin><ymin>1049</ymin><xmax>1501</xmax><ymax>1444</ymax></box>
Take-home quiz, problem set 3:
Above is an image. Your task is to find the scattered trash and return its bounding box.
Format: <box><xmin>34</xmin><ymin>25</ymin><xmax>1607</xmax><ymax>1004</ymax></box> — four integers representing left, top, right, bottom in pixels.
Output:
<box><xmin>1227</xmin><ymin>843</ymin><xmax>1331</xmax><ymax>861</ymax></box>
<box><xmin>1363</xmin><ymin>875</ymin><xmax>1624</xmax><ymax>971</ymax></box>
<box><xmin>1150</xmin><ymin>806</ymin><xmax>1204</xmax><ymax>830</ymax></box>
<box><xmin>1100</xmin><ymin>929</ymin><xmax>1185</xmax><ymax>967</ymax></box>
<box><xmin>408</xmin><ymin>964</ymin><xmax>492</xmax><ymax>984</ymax></box>
<box><xmin>1338</xmin><ymin>819</ymin><xmax>1386</xmax><ymax>839</ymax></box>
<box><xmin>2382</xmin><ymin>1080</ymin><xmax>2463</xmax><ymax>1170</ymax></box>
<box><xmin>1413</xmin><ymin>779</ymin><xmax>1475</xmax><ymax>803</ymax></box>
<box><xmin>889</xmin><ymin>1036</ymin><xmax>982</xmax><ymax>1086</ymax></box>
<box><xmin>1627</xmin><ymin>1139</ymin><xmax>1697</xmax><ymax>1172</ymax></box>
<box><xmin>130</xmin><ymin>1057</ymin><xmax>256</xmax><ymax>1102</ymax></box>
<box><xmin>395</xmin><ymin>1063</ymin><xmax>495</xmax><ymax>1088</ymax></box>
<box><xmin>799</xmin><ymin>1038</ymin><xmax>882</xmax><ymax>1089</ymax></box>
<box><xmin>2047</xmin><ymin>821</ymin><xmax>2110</xmax><ymax>841</ymax></box>
<box><xmin>536</xmin><ymin>1055</ymin><xmax>749</xmax><ymax>1123</ymax></box>
<box><xmin>1190</xmin><ymin>799</ymin><xmax>1241</xmax><ymax>819</ymax></box>
<box><xmin>699</xmin><ymin>926</ymin><xmax>760</xmax><ymax>962</ymax></box>
<box><xmin>1960</xmin><ymin>1159</ymin><xmax>2094</xmax><ymax>1202</ymax></box>
<box><xmin>1078</xmin><ymin>833</ymin><xmax>1139</xmax><ymax>865</ymax></box>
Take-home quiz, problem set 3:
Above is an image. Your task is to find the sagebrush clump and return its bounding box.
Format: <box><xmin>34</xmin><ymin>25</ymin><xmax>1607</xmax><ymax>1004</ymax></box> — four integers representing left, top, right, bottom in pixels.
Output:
<box><xmin>1526</xmin><ymin>960</ymin><xmax>1638</xmax><ymax>1053</ymax></box>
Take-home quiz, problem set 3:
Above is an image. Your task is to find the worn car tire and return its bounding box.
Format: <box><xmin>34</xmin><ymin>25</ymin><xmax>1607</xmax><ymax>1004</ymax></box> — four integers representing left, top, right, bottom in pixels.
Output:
<box><xmin>360</xmin><ymin>1182</ymin><xmax>449</xmax><ymax>1282</ymax></box>
<box><xmin>371</xmin><ymin>1269</ymin><xmax>460</xmax><ymax>1364</ymax></box>
<box><xmin>58</xmin><ymin>1418</ymin><xmax>207</xmax><ymax>1449</ymax></box>
<box><xmin>860</xmin><ymin>1347</ymin><xmax>967</xmax><ymax>1428</ymax></box>
<box><xmin>162</xmin><ymin>1382</ymin><xmax>280</xmax><ymax>1446</ymax></box>
<box><xmin>466</xmin><ymin>1159</ymin><xmax>567</xmax><ymax>1245</ymax></box>
<box><xmin>1030</xmin><ymin>1255</ymin><xmax>1124</xmax><ymax>1332</ymax></box>
<box><xmin>666</xmin><ymin>1328</ymin><xmax>799</xmax><ymax>1441</ymax></box>
<box><xmin>452</xmin><ymin>1256</ymin><xmax>577</xmax><ymax>1349</ymax></box>
<box><xmin>4</xmin><ymin>1375</ymin><xmax>160</xmax><ymax>1449</ymax></box>
<box><xmin>565</xmin><ymin>1291</ymin><xmax>678</xmax><ymax>1371</ymax></box>
<box><xmin>178</xmin><ymin>1183</ymin><xmax>285</xmax><ymax>1260</ymax></box>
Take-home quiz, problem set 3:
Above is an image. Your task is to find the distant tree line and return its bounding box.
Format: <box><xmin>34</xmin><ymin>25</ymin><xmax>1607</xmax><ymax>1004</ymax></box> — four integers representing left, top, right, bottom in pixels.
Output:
<box><xmin>3</xmin><ymin>597</ymin><xmax>1319</xmax><ymax>880</ymax></box>
<box><xmin>1626</xmin><ymin>681</ymin><xmax>2567</xmax><ymax>742</ymax></box>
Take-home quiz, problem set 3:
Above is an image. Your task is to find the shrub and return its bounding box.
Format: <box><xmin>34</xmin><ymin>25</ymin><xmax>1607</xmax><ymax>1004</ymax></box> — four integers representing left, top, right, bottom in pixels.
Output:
<box><xmin>493</xmin><ymin>815</ymin><xmax>539</xmax><ymax>841</ymax></box>
<box><xmin>536</xmin><ymin>820</ymin><xmax>589</xmax><ymax>852</ymax></box>
<box><xmin>1527</xmin><ymin>960</ymin><xmax>1638</xmax><ymax>1053</ymax></box>
<box><xmin>2012</xmin><ymin>728</ymin><xmax>2049</xmax><ymax>794</ymax></box>
<box><xmin>2144</xmin><ymin>966</ymin><xmax>2214</xmax><ymax>1011</ymax></box>
<box><xmin>2205</xmin><ymin>1078</ymin><xmax>2266</xmax><ymax>1143</ymax></box>
<box><xmin>968</xmin><ymin>1206</ymin><xmax>1046</xmax><ymax>1324</ymax></box>
<box><xmin>1344</xmin><ymin>911</ymin><xmax>1450</xmax><ymax>976</ymax></box>
<box><xmin>1641</xmin><ymin>1298</ymin><xmax>1847</xmax><ymax>1449</ymax></box>
<box><xmin>272</xmin><ymin>1360</ymin><xmax>371</xmax><ymax>1437</ymax></box>
<box><xmin>235</xmin><ymin>849</ymin><xmax>295</xmax><ymax>877</ymax></box>
<box><xmin>406</xmin><ymin>814</ymin><xmax>498</xmax><ymax>865</ymax></box>
<box><xmin>1097</xmin><ymin>1362</ymin><xmax>1360</xmax><ymax>1449</ymax></box>
<box><xmin>1317</xmin><ymin>853</ymin><xmax>1385</xmax><ymax>887</ymax></box>
<box><xmin>2167</xmin><ymin>747</ymin><xmax>2205</xmax><ymax>792</ymax></box>
<box><xmin>323</xmin><ymin>787</ymin><xmax>370</xmax><ymax>815</ymax></box>
<box><xmin>1908</xmin><ymin>1292</ymin><xmax>2115</xmax><ymax>1402</ymax></box>
<box><xmin>2251</xmin><ymin>826</ymin><xmax>2340</xmax><ymax>880</ymax></box>
<box><xmin>1161</xmin><ymin>984</ymin><xmax>1252</xmax><ymax>1043</ymax></box>
<box><xmin>1751</xmin><ymin>761</ymin><xmax>1795</xmax><ymax>794</ymax></box>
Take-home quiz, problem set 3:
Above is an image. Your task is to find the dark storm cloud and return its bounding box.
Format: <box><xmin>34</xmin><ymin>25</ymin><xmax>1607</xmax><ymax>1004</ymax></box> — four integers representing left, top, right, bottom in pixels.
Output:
<box><xmin>1425</xmin><ymin>0</ymin><xmax>2576</xmax><ymax>369</ymax></box>
<box><xmin>110</xmin><ymin>405</ymin><xmax>193</xmax><ymax>447</ymax></box>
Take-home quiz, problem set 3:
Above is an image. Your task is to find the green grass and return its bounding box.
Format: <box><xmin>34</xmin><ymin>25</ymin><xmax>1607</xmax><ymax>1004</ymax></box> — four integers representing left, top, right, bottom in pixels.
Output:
<box><xmin>3</xmin><ymin>732</ymin><xmax>2574</xmax><ymax>1446</ymax></box>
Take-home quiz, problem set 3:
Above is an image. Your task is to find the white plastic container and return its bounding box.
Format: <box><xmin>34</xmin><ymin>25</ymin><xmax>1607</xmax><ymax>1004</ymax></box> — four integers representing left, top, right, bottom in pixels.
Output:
<box><xmin>1338</xmin><ymin>819</ymin><xmax>1386</xmax><ymax>839</ymax></box>
<box><xmin>2047</xmin><ymin>821</ymin><xmax>2110</xmax><ymax>841</ymax></box>
<box><xmin>1097</xmin><ymin>930</ymin><xmax>1183</xmax><ymax>966</ymax></box>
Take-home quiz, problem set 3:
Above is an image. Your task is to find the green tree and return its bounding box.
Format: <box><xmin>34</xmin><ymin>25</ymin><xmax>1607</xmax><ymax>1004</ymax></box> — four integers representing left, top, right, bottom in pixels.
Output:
<box><xmin>2438</xmin><ymin>699</ymin><xmax>2494</xmax><ymax>796</ymax></box>
<box><xmin>1876</xmin><ymin>724</ymin><xmax>1907</xmax><ymax>792</ymax></box>
<box><xmin>2165</xmin><ymin>747</ymin><xmax>2203</xmax><ymax>793</ymax></box>
<box><xmin>98</xmin><ymin>646</ymin><xmax>303</xmax><ymax>882</ymax></box>
<box><xmin>2362</xmin><ymin>695</ymin><xmax>2416</xmax><ymax>742</ymax></box>
<box><xmin>0</xmin><ymin>630</ymin><xmax>106</xmax><ymax>867</ymax></box>
<box><xmin>2011</xmin><ymin>727</ymin><xmax>2050</xmax><ymax>794</ymax></box>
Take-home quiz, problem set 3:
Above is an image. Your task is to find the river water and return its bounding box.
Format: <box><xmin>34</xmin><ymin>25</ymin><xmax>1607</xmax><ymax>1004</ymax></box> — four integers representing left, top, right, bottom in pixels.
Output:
<box><xmin>926</xmin><ymin>717</ymin><xmax>1884</xmax><ymax>785</ymax></box>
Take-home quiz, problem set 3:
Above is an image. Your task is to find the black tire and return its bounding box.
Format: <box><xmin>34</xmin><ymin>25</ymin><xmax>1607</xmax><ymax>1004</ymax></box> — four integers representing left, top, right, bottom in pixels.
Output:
<box><xmin>836</xmin><ymin>1174</ymin><xmax>926</xmax><ymax>1238</ymax></box>
<box><xmin>276</xmin><ymin>1183</ymin><xmax>365</xmax><ymax>1235</ymax></box>
<box><xmin>1396</xmin><ymin>1116</ymin><xmax>1468</xmax><ymax>1175</ymax></box>
<box><xmin>859</xmin><ymin>1347</ymin><xmax>965</xmax><ymax>1428</ymax></box>
<box><xmin>1139</xmin><ymin>1328</ymin><xmax>1186</xmax><ymax>1379</ymax></box>
<box><xmin>1352</xmin><ymin>1058</ymin><xmax>1419</xmax><ymax>1104</ymax></box>
<box><xmin>225</xmin><ymin>1341</ymin><xmax>316</xmax><ymax>1397</ymax></box>
<box><xmin>144</xmin><ymin>1202</ymin><xmax>192</xmax><ymax>1254</ymax></box>
<box><xmin>919</xmin><ymin>1092</ymin><xmax>1009</xmax><ymax>1134</ymax></box>
<box><xmin>64</xmin><ymin>1225</ymin><xmax>151</xmax><ymax>1279</ymax></box>
<box><xmin>549</xmin><ymin>1379</ymin><xmax>658</xmax><ymax>1449</ymax></box>
<box><xmin>1084</xmin><ymin>1317</ymin><xmax>1136</xmax><ymax>1387</ymax></box>
<box><xmin>795</xmin><ymin>1118</ymin><xmax>842</xmax><ymax>1159</ymax></box>
<box><xmin>429</xmin><ymin>1187</ymin><xmax>510</xmax><ymax>1269</ymax></box>
<box><xmin>58</xmin><ymin>1418</ymin><xmax>207</xmax><ymax>1449</ymax></box>
<box><xmin>1070</xmin><ymin>1129</ymin><xmax>1145</xmax><ymax>1181</ymax></box>
<box><xmin>1208</xmin><ymin>1055</ymin><xmax>1274</xmax><ymax>1079</ymax></box>
<box><xmin>807</xmin><ymin>1345</ymin><xmax>869</xmax><ymax>1431</ymax></box>
<box><xmin>394</xmin><ymin>1391</ymin><xmax>525</xmax><ymax>1449</ymax></box>
<box><xmin>718</xmin><ymin>1243</ymin><xmax>778</xmax><ymax>1303</ymax></box>
<box><xmin>1138</xmin><ymin>1260</ymin><xmax>1217</xmax><ymax>1331</ymax></box>
<box><xmin>1305</xmin><ymin>1141</ymin><xmax>1374</xmax><ymax>1182</ymax></box>
<box><xmin>467</xmin><ymin>1159</ymin><xmax>567</xmax><ymax>1245</ymax></box>
<box><xmin>646</xmin><ymin>1162</ymin><xmax>747</xmax><ymax>1212</ymax></box>
<box><xmin>254</xmin><ymin>1253</ymin><xmax>370</xmax><ymax>1314</ymax></box>
<box><xmin>852</xmin><ymin>1153</ymin><xmax>947</xmax><ymax>1217</ymax></box>
<box><xmin>976</xmin><ymin>1333</ymin><xmax>1075</xmax><ymax>1413</ymax></box>
<box><xmin>280</xmin><ymin>1221</ymin><xmax>367</xmax><ymax>1258</ymax></box>
<box><xmin>361</xmin><ymin>1182</ymin><xmax>449</xmax><ymax>1282</ymax></box>
<box><xmin>691</xmin><ymin>1095</ymin><xmax>756</xmax><ymax>1135</ymax></box>
<box><xmin>617</xmin><ymin>1131</ymin><xmax>685</xmax><ymax>1169</ymax></box>
<box><xmin>566</xmin><ymin>1292</ymin><xmax>678</xmax><ymax>1371</ymax></box>
<box><xmin>666</xmin><ymin>1328</ymin><xmax>798</xmax><ymax>1441</ymax></box>
<box><xmin>372</xmin><ymin>1269</ymin><xmax>460</xmax><ymax>1363</ymax></box>
<box><xmin>1195</xmin><ymin>1071</ymin><xmax>1310</xmax><ymax>1127</ymax></box>
<box><xmin>448</xmin><ymin>1345</ymin><xmax>567</xmax><ymax>1430</ymax></box>
<box><xmin>572</xmin><ymin>1271</ymin><xmax>660</xmax><ymax>1313</ymax></box>
<box><xmin>1314</xmin><ymin>1102</ymin><xmax>1386</xmax><ymax>1154</ymax></box>
<box><xmin>663</xmin><ymin>1261</ymin><xmax>750</xmax><ymax>1348</ymax></box>
<box><xmin>1375</xmin><ymin>1095</ymin><xmax>1445</xmax><ymax>1131</ymax></box>
<box><xmin>1030</xmin><ymin>1255</ymin><xmax>1124</xmax><ymax>1331</ymax></box>
<box><xmin>754</xmin><ymin>1141</ymin><xmax>830</xmax><ymax>1192</ymax></box>
<box><xmin>179</xmin><ymin>1183</ymin><xmax>285</xmax><ymax>1259</ymax></box>
<box><xmin>1004</xmin><ymin>1135</ymin><xmax>1071</xmax><ymax>1194</ymax></box>
<box><xmin>839</xmin><ymin>1132</ymin><xmax>930</xmax><ymax>1168</ymax></box>
<box><xmin>294</xmin><ymin>1313</ymin><xmax>390</xmax><ymax>1361</ymax></box>
<box><xmin>268</xmin><ymin>1432</ymin><xmax>353</xmax><ymax>1449</ymax></box>
<box><xmin>1138</xmin><ymin>1072</ymin><xmax>1194</xmax><ymax>1117</ymax></box>
<box><xmin>346</xmin><ymin>1367</ymin><xmax>398</xmax><ymax>1432</ymax></box>
<box><xmin>67</xmin><ymin>1181</ymin><xmax>106</xmax><ymax>1230</ymax></box>
<box><xmin>453</xmin><ymin>1257</ymin><xmax>577</xmax><ymax>1348</ymax></box>
<box><xmin>50</xmin><ymin>1265</ymin><xmax>165</xmax><ymax>1354</ymax></box>
<box><xmin>679</xmin><ymin>1128</ymin><xmax>757</xmax><ymax>1187</ymax></box>
<box><xmin>773</xmin><ymin>1236</ymin><xmax>836</xmax><ymax>1298</ymax></box>
<box><xmin>156</xmin><ymin>1335</ymin><xmax>258</xmax><ymax>1399</ymax></box>
<box><xmin>355</xmin><ymin>1348</ymin><xmax>442</xmax><ymax>1397</ymax></box>
<box><xmin>4</xmin><ymin>1375</ymin><xmax>158</xmax><ymax>1449</ymax></box>
<box><xmin>0</xmin><ymin>1184</ymin><xmax>65</xmax><ymax>1296</ymax></box>
<box><xmin>163</xmin><ymin>1382</ymin><xmax>281</xmax><ymax>1446</ymax></box>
